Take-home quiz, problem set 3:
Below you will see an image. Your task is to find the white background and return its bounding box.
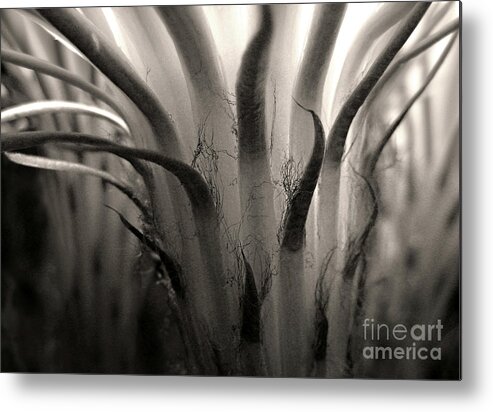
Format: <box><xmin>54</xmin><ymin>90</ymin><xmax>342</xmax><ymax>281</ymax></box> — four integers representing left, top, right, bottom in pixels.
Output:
<box><xmin>0</xmin><ymin>0</ymin><xmax>490</xmax><ymax>411</ymax></box>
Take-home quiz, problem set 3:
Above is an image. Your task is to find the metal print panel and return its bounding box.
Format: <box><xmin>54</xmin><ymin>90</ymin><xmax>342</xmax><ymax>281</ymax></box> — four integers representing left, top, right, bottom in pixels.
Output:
<box><xmin>0</xmin><ymin>1</ymin><xmax>461</xmax><ymax>379</ymax></box>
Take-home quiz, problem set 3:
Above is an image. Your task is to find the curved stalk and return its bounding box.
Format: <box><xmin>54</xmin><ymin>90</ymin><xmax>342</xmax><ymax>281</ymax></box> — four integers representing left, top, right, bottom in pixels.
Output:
<box><xmin>1</xmin><ymin>131</ymin><xmax>211</xmax><ymax>209</ymax></box>
<box><xmin>2</xmin><ymin>100</ymin><xmax>130</xmax><ymax>134</ymax></box>
<box><xmin>15</xmin><ymin>8</ymin><xmax>91</xmax><ymax>61</ymax></box>
<box><xmin>287</xmin><ymin>6</ymin><xmax>346</xmax><ymax>376</ymax></box>
<box><xmin>368</xmin><ymin>32</ymin><xmax>458</xmax><ymax>176</ymax></box>
<box><xmin>235</xmin><ymin>5</ymin><xmax>279</xmax><ymax>374</ymax></box>
<box><xmin>1</xmin><ymin>49</ymin><xmax>126</xmax><ymax>118</ymax></box>
<box><xmin>37</xmin><ymin>8</ymin><xmax>181</xmax><ymax>156</ymax></box>
<box><xmin>326</xmin><ymin>3</ymin><xmax>431</xmax><ymax>162</ymax></box>
<box><xmin>278</xmin><ymin>107</ymin><xmax>325</xmax><ymax>376</ymax></box>
<box><xmin>34</xmin><ymin>11</ymin><xmax>203</xmax><ymax>299</ymax></box>
<box><xmin>316</xmin><ymin>4</ymin><xmax>431</xmax><ymax>306</ymax></box>
<box><xmin>1</xmin><ymin>14</ymin><xmax>61</xmax><ymax>130</ymax></box>
<box><xmin>289</xmin><ymin>3</ymin><xmax>346</xmax><ymax>160</ymax></box>
<box><xmin>1</xmin><ymin>131</ymin><xmax>238</xmax><ymax>373</ymax></box>
<box><xmin>236</xmin><ymin>5</ymin><xmax>273</xmax><ymax>156</ymax></box>
<box><xmin>330</xmin><ymin>2</ymin><xmax>416</xmax><ymax>120</ymax></box>
<box><xmin>4</xmin><ymin>152</ymin><xmax>147</xmax><ymax>215</ymax></box>
<box><xmin>267</xmin><ymin>4</ymin><xmax>300</xmax><ymax>185</ymax></box>
<box><xmin>235</xmin><ymin>6</ymin><xmax>276</xmax><ymax>268</ymax></box>
<box><xmin>322</xmin><ymin>3</ymin><xmax>431</xmax><ymax>378</ymax></box>
<box><xmin>4</xmin><ymin>12</ymin><xmax>74</xmax><ymax>132</ymax></box>
<box><xmin>104</xmin><ymin>204</ymin><xmax>183</xmax><ymax>298</ymax></box>
<box><xmin>0</xmin><ymin>55</ymin><xmax>158</xmax><ymax>205</ymax></box>
<box><xmin>342</xmin><ymin>17</ymin><xmax>460</xmax><ymax>177</ymax></box>
<box><xmin>235</xmin><ymin>4</ymin><xmax>276</xmax><ymax>262</ymax></box>
<box><xmin>1</xmin><ymin>48</ymin><xmax>180</xmax><ymax>246</ymax></box>
<box><xmin>282</xmin><ymin>107</ymin><xmax>325</xmax><ymax>252</ymax></box>
<box><xmin>156</xmin><ymin>6</ymin><xmax>225</xmax><ymax>95</ymax></box>
<box><xmin>365</xmin><ymin>18</ymin><xmax>459</xmax><ymax>112</ymax></box>
<box><xmin>156</xmin><ymin>5</ymin><xmax>240</xmax><ymax>228</ymax></box>
<box><xmin>335</xmin><ymin>11</ymin><xmax>459</xmax><ymax>289</ymax></box>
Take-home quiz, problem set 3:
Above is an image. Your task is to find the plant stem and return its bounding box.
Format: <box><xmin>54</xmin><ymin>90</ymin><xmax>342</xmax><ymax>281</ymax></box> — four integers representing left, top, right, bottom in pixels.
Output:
<box><xmin>1</xmin><ymin>49</ymin><xmax>127</xmax><ymax>119</ymax></box>
<box><xmin>37</xmin><ymin>8</ymin><xmax>181</xmax><ymax>157</ymax></box>
<box><xmin>2</xmin><ymin>100</ymin><xmax>129</xmax><ymax>133</ymax></box>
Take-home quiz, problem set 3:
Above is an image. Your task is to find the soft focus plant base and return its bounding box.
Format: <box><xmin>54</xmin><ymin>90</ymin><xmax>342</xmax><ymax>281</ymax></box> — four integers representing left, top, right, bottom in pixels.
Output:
<box><xmin>0</xmin><ymin>2</ymin><xmax>460</xmax><ymax>379</ymax></box>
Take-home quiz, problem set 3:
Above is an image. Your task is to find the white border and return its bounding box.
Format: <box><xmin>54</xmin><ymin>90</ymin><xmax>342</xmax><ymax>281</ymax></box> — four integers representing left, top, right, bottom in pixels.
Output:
<box><xmin>2</xmin><ymin>0</ymin><xmax>492</xmax><ymax>411</ymax></box>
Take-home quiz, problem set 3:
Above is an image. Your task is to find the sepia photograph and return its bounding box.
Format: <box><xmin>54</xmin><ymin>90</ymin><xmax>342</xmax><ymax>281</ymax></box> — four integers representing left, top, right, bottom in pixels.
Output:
<box><xmin>1</xmin><ymin>1</ymin><xmax>460</xmax><ymax>379</ymax></box>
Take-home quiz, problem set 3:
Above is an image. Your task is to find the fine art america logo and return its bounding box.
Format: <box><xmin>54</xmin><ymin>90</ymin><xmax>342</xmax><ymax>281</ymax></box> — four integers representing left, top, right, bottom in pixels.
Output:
<box><xmin>362</xmin><ymin>319</ymin><xmax>443</xmax><ymax>361</ymax></box>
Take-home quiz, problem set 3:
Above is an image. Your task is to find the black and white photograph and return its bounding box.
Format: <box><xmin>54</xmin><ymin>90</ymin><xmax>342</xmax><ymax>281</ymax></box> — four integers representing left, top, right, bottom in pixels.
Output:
<box><xmin>1</xmin><ymin>1</ymin><xmax>460</xmax><ymax>381</ymax></box>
